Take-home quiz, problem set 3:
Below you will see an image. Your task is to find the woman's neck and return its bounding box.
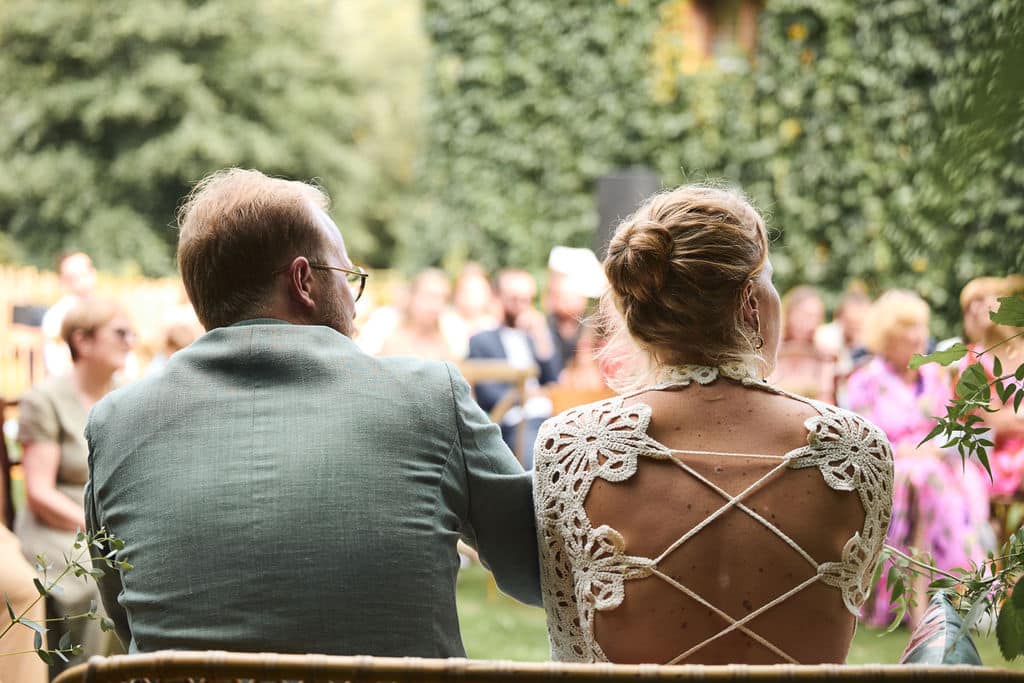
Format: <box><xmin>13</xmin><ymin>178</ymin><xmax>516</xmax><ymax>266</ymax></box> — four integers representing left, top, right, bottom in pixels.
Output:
<box><xmin>71</xmin><ymin>363</ymin><xmax>114</xmax><ymax>407</ymax></box>
<box><xmin>883</xmin><ymin>356</ymin><xmax>918</xmax><ymax>385</ymax></box>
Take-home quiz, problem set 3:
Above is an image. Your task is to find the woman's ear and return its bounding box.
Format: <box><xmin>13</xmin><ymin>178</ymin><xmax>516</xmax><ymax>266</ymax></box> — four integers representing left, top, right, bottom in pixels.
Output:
<box><xmin>741</xmin><ymin>280</ymin><xmax>760</xmax><ymax>330</ymax></box>
<box><xmin>69</xmin><ymin>329</ymin><xmax>89</xmax><ymax>359</ymax></box>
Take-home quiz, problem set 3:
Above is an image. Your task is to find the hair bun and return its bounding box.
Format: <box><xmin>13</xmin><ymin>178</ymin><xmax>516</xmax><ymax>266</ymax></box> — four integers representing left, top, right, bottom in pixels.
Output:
<box><xmin>605</xmin><ymin>219</ymin><xmax>674</xmax><ymax>304</ymax></box>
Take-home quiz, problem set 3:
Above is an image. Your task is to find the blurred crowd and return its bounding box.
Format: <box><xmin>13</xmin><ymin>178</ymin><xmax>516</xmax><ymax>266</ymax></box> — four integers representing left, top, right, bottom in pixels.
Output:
<box><xmin>3</xmin><ymin>245</ymin><xmax>1023</xmax><ymax>675</ymax></box>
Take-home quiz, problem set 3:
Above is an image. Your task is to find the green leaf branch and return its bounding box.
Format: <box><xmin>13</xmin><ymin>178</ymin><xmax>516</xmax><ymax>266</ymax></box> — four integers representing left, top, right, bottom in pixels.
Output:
<box><xmin>890</xmin><ymin>295</ymin><xmax>1024</xmax><ymax>660</ymax></box>
<box><xmin>0</xmin><ymin>528</ymin><xmax>130</xmax><ymax>665</ymax></box>
<box><xmin>911</xmin><ymin>296</ymin><xmax>1024</xmax><ymax>479</ymax></box>
<box><xmin>878</xmin><ymin>528</ymin><xmax>1024</xmax><ymax>661</ymax></box>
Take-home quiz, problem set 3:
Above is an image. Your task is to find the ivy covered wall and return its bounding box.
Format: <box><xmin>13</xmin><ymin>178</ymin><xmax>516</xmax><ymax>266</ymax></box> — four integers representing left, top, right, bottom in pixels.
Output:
<box><xmin>411</xmin><ymin>0</ymin><xmax>1024</xmax><ymax>329</ymax></box>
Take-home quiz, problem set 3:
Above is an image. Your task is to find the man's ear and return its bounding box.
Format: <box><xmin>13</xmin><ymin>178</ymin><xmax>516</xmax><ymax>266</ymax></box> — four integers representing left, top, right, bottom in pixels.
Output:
<box><xmin>285</xmin><ymin>257</ymin><xmax>317</xmax><ymax>311</ymax></box>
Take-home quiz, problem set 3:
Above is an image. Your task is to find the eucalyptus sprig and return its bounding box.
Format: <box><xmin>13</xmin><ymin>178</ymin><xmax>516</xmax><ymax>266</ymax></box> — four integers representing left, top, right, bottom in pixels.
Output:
<box><xmin>894</xmin><ymin>294</ymin><xmax>1024</xmax><ymax>660</ymax></box>
<box><xmin>911</xmin><ymin>295</ymin><xmax>1024</xmax><ymax>479</ymax></box>
<box><xmin>877</xmin><ymin>528</ymin><xmax>1024</xmax><ymax>660</ymax></box>
<box><xmin>0</xmin><ymin>527</ymin><xmax>131</xmax><ymax>665</ymax></box>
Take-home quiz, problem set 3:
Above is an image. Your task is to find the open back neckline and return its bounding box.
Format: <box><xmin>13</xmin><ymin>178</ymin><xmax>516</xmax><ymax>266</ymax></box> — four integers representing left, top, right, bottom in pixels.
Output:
<box><xmin>533</xmin><ymin>365</ymin><xmax>894</xmax><ymax>664</ymax></box>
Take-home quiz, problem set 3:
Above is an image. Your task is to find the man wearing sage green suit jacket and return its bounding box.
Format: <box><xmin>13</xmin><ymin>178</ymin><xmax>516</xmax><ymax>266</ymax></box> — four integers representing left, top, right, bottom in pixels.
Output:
<box><xmin>84</xmin><ymin>169</ymin><xmax>540</xmax><ymax>658</ymax></box>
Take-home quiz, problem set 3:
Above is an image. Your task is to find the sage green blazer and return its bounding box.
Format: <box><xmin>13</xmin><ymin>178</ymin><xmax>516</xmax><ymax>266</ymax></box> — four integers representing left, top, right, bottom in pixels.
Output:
<box><xmin>85</xmin><ymin>319</ymin><xmax>540</xmax><ymax>658</ymax></box>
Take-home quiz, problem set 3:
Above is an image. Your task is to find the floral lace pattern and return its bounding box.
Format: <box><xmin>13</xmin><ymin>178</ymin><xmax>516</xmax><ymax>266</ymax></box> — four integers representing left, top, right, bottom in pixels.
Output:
<box><xmin>533</xmin><ymin>365</ymin><xmax>894</xmax><ymax>663</ymax></box>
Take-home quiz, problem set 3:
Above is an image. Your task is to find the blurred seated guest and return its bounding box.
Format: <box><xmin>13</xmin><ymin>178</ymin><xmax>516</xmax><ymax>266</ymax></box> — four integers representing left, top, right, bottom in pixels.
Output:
<box><xmin>545</xmin><ymin>247</ymin><xmax>606</xmax><ymax>367</ymax></box>
<box><xmin>379</xmin><ymin>268</ymin><xmax>464</xmax><ymax>360</ymax></box>
<box><xmin>958</xmin><ymin>275</ymin><xmax>1024</xmax><ymax>498</ymax></box>
<box><xmin>557</xmin><ymin>319</ymin><xmax>610</xmax><ymax>393</ymax></box>
<box><xmin>41</xmin><ymin>251</ymin><xmax>97</xmax><ymax>376</ymax></box>
<box><xmin>355</xmin><ymin>283</ymin><xmax>405</xmax><ymax>356</ymax></box>
<box><xmin>548</xmin><ymin>320</ymin><xmax>615</xmax><ymax>416</ymax></box>
<box><xmin>816</xmin><ymin>286</ymin><xmax>871</xmax><ymax>371</ymax></box>
<box><xmin>769</xmin><ymin>285</ymin><xmax>836</xmax><ymax>403</ymax></box>
<box><xmin>468</xmin><ymin>269</ymin><xmax>561</xmax><ymax>468</ymax></box>
<box><xmin>816</xmin><ymin>287</ymin><xmax>872</xmax><ymax>406</ymax></box>
<box><xmin>958</xmin><ymin>276</ymin><xmax>1011</xmax><ymax>350</ymax></box>
<box><xmin>0</xmin><ymin>494</ymin><xmax>47</xmax><ymax>683</ymax></box>
<box><xmin>843</xmin><ymin>290</ymin><xmax>992</xmax><ymax>627</ymax></box>
<box><xmin>17</xmin><ymin>298</ymin><xmax>133</xmax><ymax>675</ymax></box>
<box><xmin>452</xmin><ymin>262</ymin><xmax>500</xmax><ymax>337</ymax></box>
<box><xmin>534</xmin><ymin>184</ymin><xmax>893</xmax><ymax>664</ymax></box>
<box><xmin>145</xmin><ymin>309</ymin><xmax>203</xmax><ymax>376</ymax></box>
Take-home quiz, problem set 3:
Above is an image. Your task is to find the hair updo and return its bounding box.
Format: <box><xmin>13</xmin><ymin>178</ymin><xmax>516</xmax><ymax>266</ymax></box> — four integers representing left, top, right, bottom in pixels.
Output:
<box><xmin>600</xmin><ymin>184</ymin><xmax>770</xmax><ymax>390</ymax></box>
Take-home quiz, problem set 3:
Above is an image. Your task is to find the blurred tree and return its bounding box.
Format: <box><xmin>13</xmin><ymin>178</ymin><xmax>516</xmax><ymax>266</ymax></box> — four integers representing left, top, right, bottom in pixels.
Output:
<box><xmin>752</xmin><ymin>0</ymin><xmax>1024</xmax><ymax>329</ymax></box>
<box><xmin>0</xmin><ymin>0</ymin><xmax>373</xmax><ymax>275</ymax></box>
<box><xmin>414</xmin><ymin>0</ymin><xmax>1024</xmax><ymax>332</ymax></box>
<box><xmin>333</xmin><ymin>0</ymin><xmax>429</xmax><ymax>269</ymax></box>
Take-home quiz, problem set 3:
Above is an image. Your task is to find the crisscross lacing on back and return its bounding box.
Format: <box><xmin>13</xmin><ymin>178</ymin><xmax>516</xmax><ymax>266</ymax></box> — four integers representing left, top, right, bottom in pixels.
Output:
<box><xmin>533</xmin><ymin>365</ymin><xmax>893</xmax><ymax>664</ymax></box>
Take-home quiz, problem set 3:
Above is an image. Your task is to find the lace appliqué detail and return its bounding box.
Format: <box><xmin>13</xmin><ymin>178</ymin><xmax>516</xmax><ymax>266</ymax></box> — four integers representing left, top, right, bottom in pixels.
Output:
<box><xmin>575</xmin><ymin>526</ymin><xmax>655</xmax><ymax>632</ymax></box>
<box><xmin>657</xmin><ymin>361</ymin><xmax>757</xmax><ymax>387</ymax></box>
<box><xmin>534</xmin><ymin>396</ymin><xmax>670</xmax><ymax>661</ymax></box>
<box><xmin>533</xmin><ymin>368</ymin><xmax>894</xmax><ymax>663</ymax></box>
<box><xmin>788</xmin><ymin>401</ymin><xmax>894</xmax><ymax>615</ymax></box>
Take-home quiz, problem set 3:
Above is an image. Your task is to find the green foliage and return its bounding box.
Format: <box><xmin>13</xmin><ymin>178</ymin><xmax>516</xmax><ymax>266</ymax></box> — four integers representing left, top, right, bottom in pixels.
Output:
<box><xmin>998</xmin><ymin>571</ymin><xmax>1024</xmax><ymax>661</ymax></box>
<box><xmin>899</xmin><ymin>294</ymin><xmax>1024</xmax><ymax>661</ymax></box>
<box><xmin>416</xmin><ymin>0</ymin><xmax>1024</xmax><ymax>330</ymax></box>
<box><xmin>995</xmin><ymin>296</ymin><xmax>1024</xmax><ymax>328</ymax></box>
<box><xmin>0</xmin><ymin>0</ymin><xmax>376</xmax><ymax>275</ymax></box>
<box><xmin>915</xmin><ymin>296</ymin><xmax>1024</xmax><ymax>479</ymax></box>
<box><xmin>0</xmin><ymin>528</ymin><xmax>129</xmax><ymax>664</ymax></box>
<box><xmin>911</xmin><ymin>343</ymin><xmax>970</xmax><ymax>370</ymax></box>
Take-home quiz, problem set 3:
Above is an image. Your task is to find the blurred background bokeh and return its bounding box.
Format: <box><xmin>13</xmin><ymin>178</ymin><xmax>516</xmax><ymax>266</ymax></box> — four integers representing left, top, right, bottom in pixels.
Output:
<box><xmin>2</xmin><ymin>1</ymin><xmax>1024</xmax><ymax>667</ymax></box>
<box><xmin>1</xmin><ymin>0</ymin><xmax>1020</xmax><ymax>309</ymax></box>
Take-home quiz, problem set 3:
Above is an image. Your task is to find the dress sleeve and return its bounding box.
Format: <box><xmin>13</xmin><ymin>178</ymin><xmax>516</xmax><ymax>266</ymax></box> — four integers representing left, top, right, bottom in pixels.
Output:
<box><xmin>445</xmin><ymin>362</ymin><xmax>541</xmax><ymax>606</ymax></box>
<box><xmin>792</xmin><ymin>406</ymin><xmax>894</xmax><ymax>615</ymax></box>
<box><xmin>17</xmin><ymin>387</ymin><xmax>59</xmax><ymax>445</ymax></box>
<box><xmin>533</xmin><ymin>416</ymin><xmax>590</xmax><ymax>661</ymax></box>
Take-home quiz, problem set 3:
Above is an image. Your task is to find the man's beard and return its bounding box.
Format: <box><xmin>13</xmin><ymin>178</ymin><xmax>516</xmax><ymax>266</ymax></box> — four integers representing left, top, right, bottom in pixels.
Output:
<box><xmin>317</xmin><ymin>283</ymin><xmax>355</xmax><ymax>337</ymax></box>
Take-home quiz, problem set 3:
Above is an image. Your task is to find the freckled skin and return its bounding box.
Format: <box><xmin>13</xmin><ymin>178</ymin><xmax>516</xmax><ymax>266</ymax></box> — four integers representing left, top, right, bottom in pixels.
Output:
<box><xmin>585</xmin><ymin>381</ymin><xmax>864</xmax><ymax>664</ymax></box>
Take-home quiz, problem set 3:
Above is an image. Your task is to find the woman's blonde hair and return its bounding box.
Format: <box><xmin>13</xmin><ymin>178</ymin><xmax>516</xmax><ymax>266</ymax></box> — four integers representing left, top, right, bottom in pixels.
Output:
<box><xmin>60</xmin><ymin>298</ymin><xmax>125</xmax><ymax>362</ymax></box>
<box><xmin>985</xmin><ymin>274</ymin><xmax>1024</xmax><ymax>350</ymax></box>
<box><xmin>598</xmin><ymin>184</ymin><xmax>769</xmax><ymax>392</ymax></box>
<box><xmin>861</xmin><ymin>290</ymin><xmax>929</xmax><ymax>356</ymax></box>
<box><xmin>959</xmin><ymin>276</ymin><xmax>1008</xmax><ymax>313</ymax></box>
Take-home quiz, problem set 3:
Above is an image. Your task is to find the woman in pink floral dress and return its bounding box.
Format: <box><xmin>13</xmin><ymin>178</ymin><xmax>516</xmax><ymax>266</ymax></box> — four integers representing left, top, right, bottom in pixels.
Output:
<box><xmin>957</xmin><ymin>276</ymin><xmax>1024</xmax><ymax>498</ymax></box>
<box><xmin>843</xmin><ymin>290</ymin><xmax>992</xmax><ymax>626</ymax></box>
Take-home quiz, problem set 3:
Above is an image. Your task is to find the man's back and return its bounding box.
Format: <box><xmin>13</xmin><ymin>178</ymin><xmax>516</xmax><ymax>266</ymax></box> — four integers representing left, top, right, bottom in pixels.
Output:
<box><xmin>86</xmin><ymin>319</ymin><xmax>539</xmax><ymax>657</ymax></box>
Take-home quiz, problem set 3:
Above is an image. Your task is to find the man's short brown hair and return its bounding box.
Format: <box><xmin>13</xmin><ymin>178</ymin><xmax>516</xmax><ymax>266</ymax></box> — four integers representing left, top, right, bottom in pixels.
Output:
<box><xmin>177</xmin><ymin>168</ymin><xmax>331</xmax><ymax>330</ymax></box>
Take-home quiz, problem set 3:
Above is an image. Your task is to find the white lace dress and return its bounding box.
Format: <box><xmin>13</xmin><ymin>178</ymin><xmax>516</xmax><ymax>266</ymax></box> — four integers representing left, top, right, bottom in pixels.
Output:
<box><xmin>533</xmin><ymin>364</ymin><xmax>894</xmax><ymax>664</ymax></box>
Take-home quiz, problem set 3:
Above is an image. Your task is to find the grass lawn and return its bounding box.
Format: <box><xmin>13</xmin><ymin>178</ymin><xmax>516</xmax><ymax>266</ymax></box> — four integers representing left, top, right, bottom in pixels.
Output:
<box><xmin>456</xmin><ymin>564</ymin><xmax>1024</xmax><ymax>668</ymax></box>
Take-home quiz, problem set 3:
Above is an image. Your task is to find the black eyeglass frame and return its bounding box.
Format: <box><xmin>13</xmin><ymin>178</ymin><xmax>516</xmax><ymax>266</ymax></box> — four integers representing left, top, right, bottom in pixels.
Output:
<box><xmin>274</xmin><ymin>260</ymin><xmax>369</xmax><ymax>302</ymax></box>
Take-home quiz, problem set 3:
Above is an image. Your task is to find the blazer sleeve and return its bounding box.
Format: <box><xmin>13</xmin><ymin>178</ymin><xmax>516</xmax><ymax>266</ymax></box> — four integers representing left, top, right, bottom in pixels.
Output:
<box><xmin>445</xmin><ymin>363</ymin><xmax>542</xmax><ymax>606</ymax></box>
<box><xmin>84</xmin><ymin>410</ymin><xmax>132</xmax><ymax>648</ymax></box>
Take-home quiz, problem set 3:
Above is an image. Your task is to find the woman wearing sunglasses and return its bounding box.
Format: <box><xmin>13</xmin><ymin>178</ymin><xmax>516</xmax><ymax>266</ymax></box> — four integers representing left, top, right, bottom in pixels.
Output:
<box><xmin>16</xmin><ymin>298</ymin><xmax>134</xmax><ymax>676</ymax></box>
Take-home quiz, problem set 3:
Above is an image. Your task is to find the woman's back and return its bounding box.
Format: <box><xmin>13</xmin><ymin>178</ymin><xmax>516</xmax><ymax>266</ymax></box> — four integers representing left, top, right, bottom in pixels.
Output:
<box><xmin>534</xmin><ymin>366</ymin><xmax>893</xmax><ymax>664</ymax></box>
